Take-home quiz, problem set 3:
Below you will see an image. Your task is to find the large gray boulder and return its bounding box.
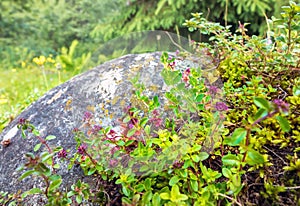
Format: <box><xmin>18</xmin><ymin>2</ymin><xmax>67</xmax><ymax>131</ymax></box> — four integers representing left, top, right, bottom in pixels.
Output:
<box><xmin>0</xmin><ymin>52</ymin><xmax>213</xmax><ymax>204</ymax></box>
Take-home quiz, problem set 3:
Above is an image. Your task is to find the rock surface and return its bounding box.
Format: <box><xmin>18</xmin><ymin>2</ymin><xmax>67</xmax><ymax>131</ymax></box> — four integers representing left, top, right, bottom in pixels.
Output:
<box><xmin>0</xmin><ymin>52</ymin><xmax>214</xmax><ymax>204</ymax></box>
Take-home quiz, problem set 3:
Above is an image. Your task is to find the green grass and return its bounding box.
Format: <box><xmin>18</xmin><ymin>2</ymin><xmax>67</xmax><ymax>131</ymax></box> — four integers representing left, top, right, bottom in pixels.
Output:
<box><xmin>0</xmin><ymin>66</ymin><xmax>73</xmax><ymax>132</ymax></box>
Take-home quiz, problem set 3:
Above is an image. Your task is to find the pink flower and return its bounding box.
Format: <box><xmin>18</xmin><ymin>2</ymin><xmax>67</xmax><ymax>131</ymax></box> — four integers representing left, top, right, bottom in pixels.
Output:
<box><xmin>83</xmin><ymin>111</ymin><xmax>93</xmax><ymax>122</ymax></box>
<box><xmin>77</xmin><ymin>144</ymin><xmax>87</xmax><ymax>155</ymax></box>
<box><xmin>58</xmin><ymin>149</ymin><xmax>67</xmax><ymax>159</ymax></box>
<box><xmin>273</xmin><ymin>99</ymin><xmax>289</xmax><ymax>113</ymax></box>
<box><xmin>215</xmin><ymin>102</ymin><xmax>228</xmax><ymax>111</ymax></box>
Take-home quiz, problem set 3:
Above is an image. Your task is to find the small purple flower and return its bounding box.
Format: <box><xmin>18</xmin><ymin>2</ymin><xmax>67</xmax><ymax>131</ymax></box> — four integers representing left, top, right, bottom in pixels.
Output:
<box><xmin>18</xmin><ymin>118</ymin><xmax>27</xmax><ymax>126</ymax></box>
<box><xmin>215</xmin><ymin>102</ymin><xmax>228</xmax><ymax>111</ymax></box>
<box><xmin>185</xmin><ymin>67</ymin><xmax>191</xmax><ymax>74</ymax></box>
<box><xmin>91</xmin><ymin>125</ymin><xmax>102</xmax><ymax>134</ymax></box>
<box><xmin>77</xmin><ymin>144</ymin><xmax>87</xmax><ymax>155</ymax></box>
<box><xmin>208</xmin><ymin>86</ymin><xmax>218</xmax><ymax>96</ymax></box>
<box><xmin>173</xmin><ymin>160</ymin><xmax>184</xmax><ymax>168</ymax></box>
<box><xmin>58</xmin><ymin>149</ymin><xmax>67</xmax><ymax>159</ymax></box>
<box><xmin>83</xmin><ymin>111</ymin><xmax>92</xmax><ymax>122</ymax></box>
<box><xmin>168</xmin><ymin>60</ymin><xmax>176</xmax><ymax>70</ymax></box>
<box><xmin>152</xmin><ymin>109</ymin><xmax>160</xmax><ymax>117</ymax></box>
<box><xmin>73</xmin><ymin>128</ymin><xmax>80</xmax><ymax>133</ymax></box>
<box><xmin>109</xmin><ymin>159</ymin><xmax>118</xmax><ymax>167</ymax></box>
<box><xmin>123</xmin><ymin>105</ymin><xmax>131</xmax><ymax>113</ymax></box>
<box><xmin>273</xmin><ymin>99</ymin><xmax>289</xmax><ymax>113</ymax></box>
<box><xmin>150</xmin><ymin>118</ymin><xmax>163</xmax><ymax>127</ymax></box>
<box><xmin>128</xmin><ymin>123</ymin><xmax>134</xmax><ymax>129</ymax></box>
<box><xmin>175</xmin><ymin>49</ymin><xmax>180</xmax><ymax>56</ymax></box>
<box><xmin>182</xmin><ymin>68</ymin><xmax>191</xmax><ymax>84</ymax></box>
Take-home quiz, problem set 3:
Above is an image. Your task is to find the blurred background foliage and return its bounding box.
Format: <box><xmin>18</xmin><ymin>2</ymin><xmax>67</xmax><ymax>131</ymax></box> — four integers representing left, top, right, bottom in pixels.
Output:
<box><xmin>0</xmin><ymin>0</ymin><xmax>297</xmax><ymax>131</ymax></box>
<box><xmin>0</xmin><ymin>0</ymin><xmax>295</xmax><ymax>70</ymax></box>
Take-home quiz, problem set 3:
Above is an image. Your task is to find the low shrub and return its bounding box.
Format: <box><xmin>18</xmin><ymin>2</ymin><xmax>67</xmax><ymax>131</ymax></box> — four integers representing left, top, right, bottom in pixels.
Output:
<box><xmin>1</xmin><ymin>1</ymin><xmax>299</xmax><ymax>205</ymax></box>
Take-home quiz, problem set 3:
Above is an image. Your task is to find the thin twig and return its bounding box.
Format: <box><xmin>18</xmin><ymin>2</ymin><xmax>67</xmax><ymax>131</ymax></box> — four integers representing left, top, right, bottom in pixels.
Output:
<box><xmin>217</xmin><ymin>193</ymin><xmax>242</xmax><ymax>206</ymax></box>
<box><xmin>263</xmin><ymin>146</ymin><xmax>288</xmax><ymax>165</ymax></box>
<box><xmin>278</xmin><ymin>185</ymin><xmax>300</xmax><ymax>190</ymax></box>
<box><xmin>164</xmin><ymin>31</ymin><xmax>190</xmax><ymax>53</ymax></box>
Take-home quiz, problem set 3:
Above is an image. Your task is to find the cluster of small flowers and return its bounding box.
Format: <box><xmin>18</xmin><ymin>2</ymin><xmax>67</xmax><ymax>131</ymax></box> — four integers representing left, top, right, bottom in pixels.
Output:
<box><xmin>103</xmin><ymin>129</ymin><xmax>121</xmax><ymax>142</ymax></box>
<box><xmin>58</xmin><ymin>149</ymin><xmax>68</xmax><ymax>159</ymax></box>
<box><xmin>208</xmin><ymin>85</ymin><xmax>218</xmax><ymax>96</ymax></box>
<box><xmin>77</xmin><ymin>144</ymin><xmax>87</xmax><ymax>155</ymax></box>
<box><xmin>215</xmin><ymin>102</ymin><xmax>228</xmax><ymax>112</ymax></box>
<box><xmin>273</xmin><ymin>99</ymin><xmax>289</xmax><ymax>113</ymax></box>
<box><xmin>83</xmin><ymin>111</ymin><xmax>93</xmax><ymax>122</ymax></box>
<box><xmin>168</xmin><ymin>57</ymin><xmax>176</xmax><ymax>70</ymax></box>
<box><xmin>18</xmin><ymin>118</ymin><xmax>27</xmax><ymax>126</ymax></box>
<box><xmin>149</xmin><ymin>110</ymin><xmax>163</xmax><ymax>127</ymax></box>
<box><xmin>90</xmin><ymin>125</ymin><xmax>102</xmax><ymax>135</ymax></box>
<box><xmin>182</xmin><ymin>68</ymin><xmax>191</xmax><ymax>86</ymax></box>
<box><xmin>173</xmin><ymin>160</ymin><xmax>184</xmax><ymax>168</ymax></box>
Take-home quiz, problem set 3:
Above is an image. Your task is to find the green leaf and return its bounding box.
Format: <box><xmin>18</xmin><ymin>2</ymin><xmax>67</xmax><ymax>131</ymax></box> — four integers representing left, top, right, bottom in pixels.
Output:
<box><xmin>45</xmin><ymin>135</ymin><xmax>56</xmax><ymax>141</ymax></box>
<box><xmin>19</xmin><ymin>170</ymin><xmax>36</xmax><ymax>181</ymax></box>
<box><xmin>152</xmin><ymin>192</ymin><xmax>161</xmax><ymax>206</ymax></box>
<box><xmin>76</xmin><ymin>195</ymin><xmax>82</xmax><ymax>204</ymax></box>
<box><xmin>127</xmin><ymin>128</ymin><xmax>136</xmax><ymax>137</ymax></box>
<box><xmin>179</xmin><ymin>169</ymin><xmax>188</xmax><ymax>178</ymax></box>
<box><xmin>49</xmin><ymin>179</ymin><xmax>62</xmax><ymax>191</ymax></box>
<box><xmin>144</xmin><ymin>178</ymin><xmax>152</xmax><ymax>190</ymax></box>
<box><xmin>140</xmin><ymin>117</ymin><xmax>148</xmax><ymax>127</ymax></box>
<box><xmin>153</xmin><ymin>95</ymin><xmax>160</xmax><ymax>108</ymax></box>
<box><xmin>67</xmin><ymin>190</ymin><xmax>76</xmax><ymax>197</ymax></box>
<box><xmin>125</xmin><ymin>140</ymin><xmax>135</xmax><ymax>146</ymax></box>
<box><xmin>140</xmin><ymin>165</ymin><xmax>149</xmax><ymax>172</ymax></box>
<box><xmin>87</xmin><ymin>167</ymin><xmax>97</xmax><ymax>175</ymax></box>
<box><xmin>38</xmin><ymin>163</ymin><xmax>51</xmax><ymax>176</ymax></box>
<box><xmin>122</xmin><ymin>197</ymin><xmax>132</xmax><ymax>204</ymax></box>
<box><xmin>189</xmin><ymin>172</ymin><xmax>197</xmax><ymax>180</ymax></box>
<box><xmin>196</xmin><ymin>94</ymin><xmax>205</xmax><ymax>102</ymax></box>
<box><xmin>222</xmin><ymin>154</ymin><xmax>240</xmax><ymax>166</ymax></box>
<box><xmin>254</xmin><ymin>97</ymin><xmax>271</xmax><ymax>111</ymax></box>
<box><xmin>160</xmin><ymin>192</ymin><xmax>170</xmax><ymax>200</ymax></box>
<box><xmin>33</xmin><ymin>143</ymin><xmax>42</xmax><ymax>152</ymax></box>
<box><xmin>225</xmin><ymin>128</ymin><xmax>247</xmax><ymax>146</ymax></box>
<box><xmin>246</xmin><ymin>150</ymin><xmax>265</xmax><ymax>165</ymax></box>
<box><xmin>49</xmin><ymin>174</ymin><xmax>61</xmax><ymax>181</ymax></box>
<box><xmin>190</xmin><ymin>180</ymin><xmax>198</xmax><ymax>192</ymax></box>
<box><xmin>198</xmin><ymin>152</ymin><xmax>210</xmax><ymax>161</ymax></box>
<box><xmin>191</xmin><ymin>154</ymin><xmax>200</xmax><ymax>162</ymax></box>
<box><xmin>41</xmin><ymin>153</ymin><xmax>54</xmax><ymax>162</ymax></box>
<box><xmin>142</xmin><ymin>191</ymin><xmax>153</xmax><ymax>204</ymax></box>
<box><xmin>21</xmin><ymin>188</ymin><xmax>43</xmax><ymax>199</ymax></box>
<box><xmin>161</xmin><ymin>69</ymin><xmax>182</xmax><ymax>86</ymax></box>
<box><xmin>133</xmin><ymin>194</ymin><xmax>141</xmax><ymax>203</ymax></box>
<box><xmin>25</xmin><ymin>152</ymin><xmax>35</xmax><ymax>159</ymax></box>
<box><xmin>222</xmin><ymin>168</ymin><xmax>232</xmax><ymax>178</ymax></box>
<box><xmin>169</xmin><ymin>175</ymin><xmax>180</xmax><ymax>186</ymax></box>
<box><xmin>135</xmin><ymin>184</ymin><xmax>145</xmax><ymax>192</ymax></box>
<box><xmin>122</xmin><ymin>186</ymin><xmax>131</xmax><ymax>197</ymax></box>
<box><xmin>32</xmin><ymin>129</ymin><xmax>40</xmax><ymax>136</ymax></box>
<box><xmin>145</xmin><ymin>125</ymin><xmax>151</xmax><ymax>136</ymax></box>
<box><xmin>276</xmin><ymin>116</ymin><xmax>291</xmax><ymax>132</ymax></box>
<box><xmin>253</xmin><ymin>108</ymin><xmax>268</xmax><ymax>121</ymax></box>
<box><xmin>293</xmin><ymin>85</ymin><xmax>300</xmax><ymax>96</ymax></box>
<box><xmin>170</xmin><ymin>184</ymin><xmax>188</xmax><ymax>202</ymax></box>
<box><xmin>117</xmin><ymin>140</ymin><xmax>125</xmax><ymax>146</ymax></box>
<box><xmin>123</xmin><ymin>116</ymin><xmax>131</xmax><ymax>123</ymax></box>
<box><xmin>231</xmin><ymin>174</ymin><xmax>242</xmax><ymax>188</ymax></box>
<box><xmin>115</xmin><ymin>179</ymin><xmax>122</xmax><ymax>184</ymax></box>
<box><xmin>176</xmin><ymin>83</ymin><xmax>185</xmax><ymax>91</ymax></box>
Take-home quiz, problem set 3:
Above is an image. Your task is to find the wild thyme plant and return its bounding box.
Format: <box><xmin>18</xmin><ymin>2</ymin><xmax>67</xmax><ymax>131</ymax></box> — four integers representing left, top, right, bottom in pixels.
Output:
<box><xmin>4</xmin><ymin>1</ymin><xmax>300</xmax><ymax>205</ymax></box>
